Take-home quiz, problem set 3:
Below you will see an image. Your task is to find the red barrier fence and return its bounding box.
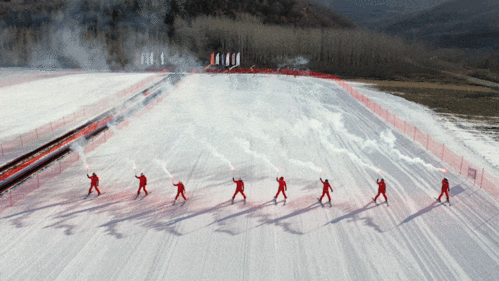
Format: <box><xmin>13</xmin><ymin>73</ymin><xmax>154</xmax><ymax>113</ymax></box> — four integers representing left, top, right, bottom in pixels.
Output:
<box><xmin>0</xmin><ymin>70</ymin><xmax>80</xmax><ymax>89</ymax></box>
<box><xmin>0</xmin><ymin>73</ymin><xmax>164</xmax><ymax>158</ymax></box>
<box><xmin>0</xmin><ymin>129</ymin><xmax>112</xmax><ymax>211</ymax></box>
<box><xmin>0</xmin><ymin>70</ymin><xmax>173</xmax><ymax>211</ymax></box>
<box><xmin>207</xmin><ymin>67</ymin><xmax>499</xmax><ymax>195</ymax></box>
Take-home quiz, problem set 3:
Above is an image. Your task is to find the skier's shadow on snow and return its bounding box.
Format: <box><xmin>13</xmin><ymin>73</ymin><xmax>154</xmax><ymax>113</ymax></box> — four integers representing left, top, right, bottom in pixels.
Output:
<box><xmin>326</xmin><ymin>202</ymin><xmax>379</xmax><ymax>227</ymax></box>
<box><xmin>398</xmin><ymin>201</ymin><xmax>442</xmax><ymax>226</ymax></box>
<box><xmin>163</xmin><ymin>200</ymin><xmax>234</xmax><ymax>228</ymax></box>
<box><xmin>151</xmin><ymin>198</ymin><xmax>270</xmax><ymax>236</ymax></box>
<box><xmin>208</xmin><ymin>200</ymin><xmax>275</xmax><ymax>230</ymax></box>
<box><xmin>99</xmin><ymin>203</ymin><xmax>168</xmax><ymax>238</ymax></box>
<box><xmin>2</xmin><ymin>199</ymin><xmax>77</xmax><ymax>220</ymax></box>
<box><xmin>1</xmin><ymin>194</ymin><xmax>97</xmax><ymax>229</ymax></box>
<box><xmin>255</xmin><ymin>201</ymin><xmax>322</xmax><ymax>235</ymax></box>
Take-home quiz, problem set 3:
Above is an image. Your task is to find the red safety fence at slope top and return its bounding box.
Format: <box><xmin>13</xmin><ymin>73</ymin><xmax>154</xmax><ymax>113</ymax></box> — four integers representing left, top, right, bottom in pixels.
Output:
<box><xmin>207</xmin><ymin>67</ymin><xmax>499</xmax><ymax>198</ymax></box>
<box><xmin>0</xmin><ymin>70</ymin><xmax>82</xmax><ymax>89</ymax></box>
<box><xmin>0</xmin><ymin>72</ymin><xmax>165</xmax><ymax>157</ymax></box>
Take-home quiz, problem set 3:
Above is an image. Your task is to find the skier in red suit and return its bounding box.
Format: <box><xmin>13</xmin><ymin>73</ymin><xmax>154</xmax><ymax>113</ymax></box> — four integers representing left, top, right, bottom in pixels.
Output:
<box><xmin>135</xmin><ymin>173</ymin><xmax>148</xmax><ymax>195</ymax></box>
<box><xmin>173</xmin><ymin>180</ymin><xmax>187</xmax><ymax>204</ymax></box>
<box><xmin>437</xmin><ymin>178</ymin><xmax>450</xmax><ymax>202</ymax></box>
<box><xmin>275</xmin><ymin>176</ymin><xmax>287</xmax><ymax>201</ymax></box>
<box><xmin>232</xmin><ymin>177</ymin><xmax>246</xmax><ymax>204</ymax></box>
<box><xmin>87</xmin><ymin>173</ymin><xmax>101</xmax><ymax>195</ymax></box>
<box><xmin>319</xmin><ymin>178</ymin><xmax>333</xmax><ymax>203</ymax></box>
<box><xmin>374</xmin><ymin>178</ymin><xmax>387</xmax><ymax>203</ymax></box>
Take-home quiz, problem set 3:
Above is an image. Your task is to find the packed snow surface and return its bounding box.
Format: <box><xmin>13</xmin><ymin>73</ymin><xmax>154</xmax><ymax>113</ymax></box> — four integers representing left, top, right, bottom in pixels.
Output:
<box><xmin>1</xmin><ymin>73</ymin><xmax>499</xmax><ymax>280</ymax></box>
<box><xmin>349</xmin><ymin>81</ymin><xmax>499</xmax><ymax>178</ymax></box>
<box><xmin>0</xmin><ymin>71</ymin><xmax>155</xmax><ymax>140</ymax></box>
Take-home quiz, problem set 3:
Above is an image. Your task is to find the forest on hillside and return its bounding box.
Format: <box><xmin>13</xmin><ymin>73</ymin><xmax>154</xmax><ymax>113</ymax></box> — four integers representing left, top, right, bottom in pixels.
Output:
<box><xmin>0</xmin><ymin>0</ymin><xmax>497</xmax><ymax>80</ymax></box>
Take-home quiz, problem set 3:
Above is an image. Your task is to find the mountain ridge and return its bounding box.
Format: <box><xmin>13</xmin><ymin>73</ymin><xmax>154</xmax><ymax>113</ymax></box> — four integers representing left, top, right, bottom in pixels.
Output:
<box><xmin>375</xmin><ymin>0</ymin><xmax>499</xmax><ymax>50</ymax></box>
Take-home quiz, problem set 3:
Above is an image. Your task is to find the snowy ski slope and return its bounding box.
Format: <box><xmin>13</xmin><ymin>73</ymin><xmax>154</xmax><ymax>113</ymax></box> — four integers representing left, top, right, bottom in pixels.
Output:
<box><xmin>0</xmin><ymin>70</ymin><xmax>160</xmax><ymax>167</ymax></box>
<box><xmin>0</xmin><ymin>71</ymin><xmax>156</xmax><ymax>140</ymax></box>
<box><xmin>1</xmin><ymin>73</ymin><xmax>499</xmax><ymax>280</ymax></box>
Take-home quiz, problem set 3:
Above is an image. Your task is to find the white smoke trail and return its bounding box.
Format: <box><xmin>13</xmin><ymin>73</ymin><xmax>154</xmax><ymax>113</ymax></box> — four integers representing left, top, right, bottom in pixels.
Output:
<box><xmin>311</xmin><ymin>119</ymin><xmax>382</xmax><ymax>174</ymax></box>
<box><xmin>154</xmin><ymin>159</ymin><xmax>174</xmax><ymax>179</ymax></box>
<box><xmin>107</xmin><ymin>122</ymin><xmax>118</xmax><ymax>134</ymax></box>
<box><xmin>70</xmin><ymin>139</ymin><xmax>90</xmax><ymax>173</ymax></box>
<box><xmin>289</xmin><ymin>159</ymin><xmax>323</xmax><ymax>173</ymax></box>
<box><xmin>322</xmin><ymin>139</ymin><xmax>383</xmax><ymax>174</ymax></box>
<box><xmin>380</xmin><ymin>130</ymin><xmax>445</xmax><ymax>172</ymax></box>
<box><xmin>238</xmin><ymin>139</ymin><xmax>279</xmax><ymax>172</ymax></box>
<box><xmin>204</xmin><ymin>141</ymin><xmax>235</xmax><ymax>171</ymax></box>
<box><xmin>380</xmin><ymin>130</ymin><xmax>397</xmax><ymax>148</ymax></box>
<box><xmin>126</xmin><ymin>159</ymin><xmax>138</xmax><ymax>175</ymax></box>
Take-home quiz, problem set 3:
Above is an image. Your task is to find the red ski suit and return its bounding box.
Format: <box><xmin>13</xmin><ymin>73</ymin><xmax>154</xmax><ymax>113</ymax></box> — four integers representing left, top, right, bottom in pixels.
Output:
<box><xmin>375</xmin><ymin>180</ymin><xmax>387</xmax><ymax>201</ymax></box>
<box><xmin>136</xmin><ymin>175</ymin><xmax>148</xmax><ymax>195</ymax></box>
<box><xmin>438</xmin><ymin>179</ymin><xmax>450</xmax><ymax>201</ymax></box>
<box><xmin>87</xmin><ymin>175</ymin><xmax>101</xmax><ymax>194</ymax></box>
<box><xmin>275</xmin><ymin>178</ymin><xmax>287</xmax><ymax>199</ymax></box>
<box><xmin>232</xmin><ymin>179</ymin><xmax>246</xmax><ymax>199</ymax></box>
<box><xmin>174</xmin><ymin>182</ymin><xmax>187</xmax><ymax>200</ymax></box>
<box><xmin>320</xmin><ymin>179</ymin><xmax>332</xmax><ymax>201</ymax></box>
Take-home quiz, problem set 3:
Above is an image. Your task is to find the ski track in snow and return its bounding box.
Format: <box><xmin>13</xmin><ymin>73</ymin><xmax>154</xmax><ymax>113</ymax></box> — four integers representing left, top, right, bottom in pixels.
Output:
<box><xmin>1</xmin><ymin>73</ymin><xmax>499</xmax><ymax>280</ymax></box>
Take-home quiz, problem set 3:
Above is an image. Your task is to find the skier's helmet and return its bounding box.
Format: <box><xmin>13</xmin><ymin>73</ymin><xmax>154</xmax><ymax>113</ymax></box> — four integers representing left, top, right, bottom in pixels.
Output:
<box><xmin>381</xmin><ymin>179</ymin><xmax>384</xmax><ymax>182</ymax></box>
<box><xmin>325</xmin><ymin>179</ymin><xmax>329</xmax><ymax>182</ymax></box>
<box><xmin>280</xmin><ymin>177</ymin><xmax>284</xmax><ymax>180</ymax></box>
<box><xmin>141</xmin><ymin>173</ymin><xmax>144</xmax><ymax>176</ymax></box>
<box><xmin>238</xmin><ymin>177</ymin><xmax>242</xmax><ymax>181</ymax></box>
<box><xmin>92</xmin><ymin>173</ymin><xmax>96</xmax><ymax>176</ymax></box>
<box><xmin>444</xmin><ymin>178</ymin><xmax>448</xmax><ymax>182</ymax></box>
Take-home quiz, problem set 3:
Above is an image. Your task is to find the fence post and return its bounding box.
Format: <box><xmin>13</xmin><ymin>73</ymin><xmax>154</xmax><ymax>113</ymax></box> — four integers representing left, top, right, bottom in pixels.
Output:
<box><xmin>459</xmin><ymin>156</ymin><xmax>464</xmax><ymax>175</ymax></box>
<box><xmin>63</xmin><ymin>116</ymin><xmax>65</xmax><ymax>125</ymax></box>
<box><xmin>441</xmin><ymin>144</ymin><xmax>445</xmax><ymax>160</ymax></box>
<box><xmin>20</xmin><ymin>135</ymin><xmax>23</xmax><ymax>147</ymax></box>
<box><xmin>59</xmin><ymin>162</ymin><xmax>62</xmax><ymax>173</ymax></box>
<box><xmin>35</xmin><ymin>128</ymin><xmax>38</xmax><ymax>139</ymax></box>
<box><xmin>37</xmin><ymin>174</ymin><xmax>40</xmax><ymax>188</ymax></box>
<box><xmin>10</xmin><ymin>190</ymin><xmax>13</xmax><ymax>206</ymax></box>
<box><xmin>480</xmin><ymin>168</ymin><xmax>485</xmax><ymax>188</ymax></box>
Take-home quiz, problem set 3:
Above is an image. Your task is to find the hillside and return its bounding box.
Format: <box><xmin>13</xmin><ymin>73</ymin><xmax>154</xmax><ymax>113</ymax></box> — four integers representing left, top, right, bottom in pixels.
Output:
<box><xmin>0</xmin><ymin>0</ymin><xmax>358</xmax><ymax>70</ymax></box>
<box><xmin>376</xmin><ymin>0</ymin><xmax>499</xmax><ymax>50</ymax></box>
<box><xmin>312</xmin><ymin>0</ymin><xmax>450</xmax><ymax>26</ymax></box>
<box><xmin>0</xmin><ymin>0</ymin><xmax>355</xmax><ymax>30</ymax></box>
<box><xmin>185</xmin><ymin>0</ymin><xmax>355</xmax><ymax>28</ymax></box>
